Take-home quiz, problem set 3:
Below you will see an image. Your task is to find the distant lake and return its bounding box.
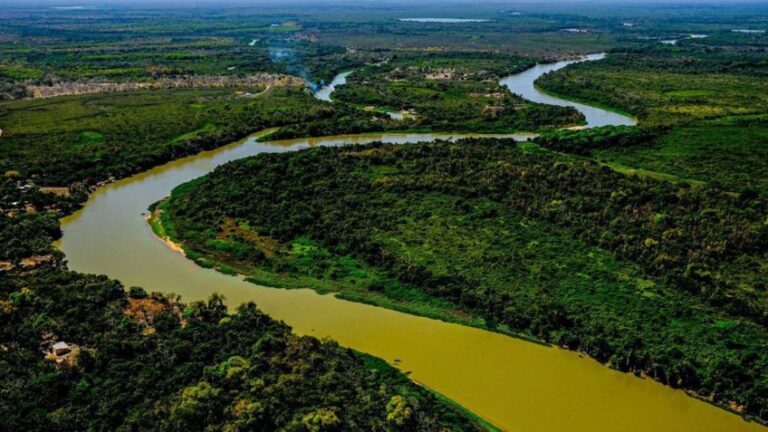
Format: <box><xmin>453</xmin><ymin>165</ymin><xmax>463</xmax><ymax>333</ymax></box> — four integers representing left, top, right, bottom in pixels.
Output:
<box><xmin>399</xmin><ymin>18</ymin><xmax>490</xmax><ymax>23</ymax></box>
<box><xmin>732</xmin><ymin>29</ymin><xmax>766</xmax><ymax>34</ymax></box>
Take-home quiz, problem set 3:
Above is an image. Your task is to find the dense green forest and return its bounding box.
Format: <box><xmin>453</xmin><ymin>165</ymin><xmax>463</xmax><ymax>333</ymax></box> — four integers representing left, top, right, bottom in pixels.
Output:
<box><xmin>0</xmin><ymin>163</ymin><xmax>485</xmax><ymax>432</ymax></box>
<box><xmin>163</xmin><ymin>140</ymin><xmax>768</xmax><ymax>421</ymax></box>
<box><xmin>2</xmin><ymin>2</ymin><xmax>768</xmax><ymax>430</ymax></box>
<box><xmin>0</xmin><ymin>270</ymin><xmax>483</xmax><ymax>431</ymax></box>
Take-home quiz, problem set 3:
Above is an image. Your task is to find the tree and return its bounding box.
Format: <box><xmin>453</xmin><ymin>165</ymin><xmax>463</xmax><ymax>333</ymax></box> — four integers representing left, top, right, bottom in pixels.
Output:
<box><xmin>386</xmin><ymin>395</ymin><xmax>414</xmax><ymax>428</ymax></box>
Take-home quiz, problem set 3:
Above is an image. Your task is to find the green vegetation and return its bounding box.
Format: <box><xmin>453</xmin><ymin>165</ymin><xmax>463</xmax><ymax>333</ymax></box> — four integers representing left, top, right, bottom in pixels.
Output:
<box><xmin>333</xmin><ymin>51</ymin><xmax>584</xmax><ymax>132</ymax></box>
<box><xmin>536</xmin><ymin>47</ymin><xmax>768</xmax><ymax>126</ymax></box>
<box><xmin>0</xmin><ymin>13</ymin><xmax>355</xmax><ymax>90</ymax></box>
<box><xmin>593</xmin><ymin>115</ymin><xmax>768</xmax><ymax>194</ymax></box>
<box><xmin>0</xmin><ymin>270</ymin><xmax>484</xmax><ymax>431</ymax></box>
<box><xmin>0</xmin><ymin>87</ymin><xmax>382</xmax><ymax>186</ymax></box>
<box><xmin>535</xmin><ymin>38</ymin><xmax>768</xmax><ymax>194</ymax></box>
<box><xmin>2</xmin><ymin>2</ymin><xmax>768</xmax><ymax>430</ymax></box>
<box><xmin>0</xmin><ymin>154</ymin><xmax>485</xmax><ymax>432</ymax></box>
<box><xmin>533</xmin><ymin>125</ymin><xmax>657</xmax><ymax>155</ymax></box>
<box><xmin>164</xmin><ymin>140</ymin><xmax>768</xmax><ymax>421</ymax></box>
<box><xmin>0</xmin><ymin>176</ymin><xmax>83</xmax><ymax>262</ymax></box>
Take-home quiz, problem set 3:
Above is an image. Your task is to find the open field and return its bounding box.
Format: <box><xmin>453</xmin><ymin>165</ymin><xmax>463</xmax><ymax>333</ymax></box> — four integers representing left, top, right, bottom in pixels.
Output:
<box><xmin>535</xmin><ymin>36</ymin><xmax>768</xmax><ymax>194</ymax></box>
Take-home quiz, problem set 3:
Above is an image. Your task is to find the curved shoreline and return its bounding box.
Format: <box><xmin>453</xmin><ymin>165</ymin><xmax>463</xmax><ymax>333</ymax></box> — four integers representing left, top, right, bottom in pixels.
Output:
<box><xmin>57</xmin><ymin>60</ymin><xmax>764</xmax><ymax>431</ymax></box>
<box><xmin>532</xmin><ymin>82</ymin><xmax>639</xmax><ymax>121</ymax></box>
<box><xmin>499</xmin><ymin>53</ymin><xmax>637</xmax><ymax>128</ymax></box>
<box><xmin>148</xmin><ymin>133</ymin><xmax>762</xmax><ymax>428</ymax></box>
<box><xmin>146</xmin><ymin>195</ymin><xmax>549</xmax><ymax>347</ymax></box>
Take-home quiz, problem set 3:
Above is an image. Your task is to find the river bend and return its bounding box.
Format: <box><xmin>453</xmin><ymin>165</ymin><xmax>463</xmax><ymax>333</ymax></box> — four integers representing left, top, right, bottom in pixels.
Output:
<box><xmin>59</xmin><ymin>56</ymin><xmax>761</xmax><ymax>431</ymax></box>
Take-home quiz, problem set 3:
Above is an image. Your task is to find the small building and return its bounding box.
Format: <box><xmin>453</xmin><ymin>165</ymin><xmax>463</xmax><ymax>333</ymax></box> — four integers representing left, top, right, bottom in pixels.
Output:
<box><xmin>46</xmin><ymin>341</ymin><xmax>78</xmax><ymax>366</ymax></box>
<box><xmin>52</xmin><ymin>342</ymin><xmax>71</xmax><ymax>357</ymax></box>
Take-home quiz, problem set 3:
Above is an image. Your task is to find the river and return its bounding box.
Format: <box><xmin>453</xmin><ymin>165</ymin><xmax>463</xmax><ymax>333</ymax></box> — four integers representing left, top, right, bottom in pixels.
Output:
<box><xmin>58</xmin><ymin>56</ymin><xmax>762</xmax><ymax>431</ymax></box>
<box><xmin>313</xmin><ymin>71</ymin><xmax>352</xmax><ymax>102</ymax></box>
<box><xmin>499</xmin><ymin>53</ymin><xmax>636</xmax><ymax>127</ymax></box>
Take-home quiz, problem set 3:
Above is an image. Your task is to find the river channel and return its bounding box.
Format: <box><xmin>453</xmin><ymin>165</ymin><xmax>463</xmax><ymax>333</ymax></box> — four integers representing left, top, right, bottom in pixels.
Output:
<box><xmin>58</xmin><ymin>56</ymin><xmax>762</xmax><ymax>431</ymax></box>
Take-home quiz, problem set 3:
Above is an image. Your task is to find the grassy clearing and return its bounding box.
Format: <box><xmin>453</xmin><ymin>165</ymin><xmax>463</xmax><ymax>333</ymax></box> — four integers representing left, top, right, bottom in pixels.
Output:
<box><xmin>594</xmin><ymin>114</ymin><xmax>768</xmax><ymax>194</ymax></box>
<box><xmin>536</xmin><ymin>51</ymin><xmax>768</xmax><ymax>126</ymax></box>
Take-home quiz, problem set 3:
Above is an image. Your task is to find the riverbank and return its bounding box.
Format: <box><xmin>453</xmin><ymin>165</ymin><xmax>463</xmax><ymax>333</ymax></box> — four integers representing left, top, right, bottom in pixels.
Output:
<box><xmin>146</xmin><ymin>194</ymin><xmax>502</xmax><ymax>432</ymax></box>
<box><xmin>158</xmin><ymin>138</ymin><xmax>768</xmax><ymax>429</ymax></box>
<box><xmin>147</xmin><ymin>194</ymin><xmax>554</xmax><ymax>346</ymax></box>
<box><xmin>57</xmin><ymin>58</ymin><xmax>768</xmax><ymax>430</ymax></box>
<box><xmin>533</xmin><ymin>83</ymin><xmax>638</xmax><ymax>120</ymax></box>
<box><xmin>146</xmin><ymin>199</ymin><xmax>187</xmax><ymax>257</ymax></box>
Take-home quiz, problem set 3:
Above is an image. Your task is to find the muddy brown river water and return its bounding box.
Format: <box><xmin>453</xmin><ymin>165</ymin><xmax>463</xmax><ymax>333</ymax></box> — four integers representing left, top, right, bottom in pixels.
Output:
<box><xmin>58</xmin><ymin>56</ymin><xmax>763</xmax><ymax>431</ymax></box>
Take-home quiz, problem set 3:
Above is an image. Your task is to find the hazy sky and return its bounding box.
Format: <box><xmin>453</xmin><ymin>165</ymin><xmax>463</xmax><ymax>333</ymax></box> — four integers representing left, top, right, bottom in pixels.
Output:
<box><xmin>1</xmin><ymin>0</ymin><xmax>765</xmax><ymax>12</ymax></box>
<box><xmin>3</xmin><ymin>0</ymin><xmax>765</xmax><ymax>5</ymax></box>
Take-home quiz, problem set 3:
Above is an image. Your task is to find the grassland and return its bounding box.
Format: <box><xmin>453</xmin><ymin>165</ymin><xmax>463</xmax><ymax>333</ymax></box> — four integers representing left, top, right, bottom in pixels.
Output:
<box><xmin>535</xmin><ymin>38</ymin><xmax>768</xmax><ymax>194</ymax></box>
<box><xmin>593</xmin><ymin>115</ymin><xmax>768</xmax><ymax>194</ymax></box>
<box><xmin>536</xmin><ymin>48</ymin><xmax>768</xmax><ymax>126</ymax></box>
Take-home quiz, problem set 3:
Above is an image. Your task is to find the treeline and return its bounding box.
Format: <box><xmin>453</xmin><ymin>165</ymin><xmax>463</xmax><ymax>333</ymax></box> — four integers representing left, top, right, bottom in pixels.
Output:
<box><xmin>165</xmin><ymin>140</ymin><xmax>768</xmax><ymax>421</ymax></box>
<box><xmin>533</xmin><ymin>125</ymin><xmax>658</xmax><ymax>155</ymax></box>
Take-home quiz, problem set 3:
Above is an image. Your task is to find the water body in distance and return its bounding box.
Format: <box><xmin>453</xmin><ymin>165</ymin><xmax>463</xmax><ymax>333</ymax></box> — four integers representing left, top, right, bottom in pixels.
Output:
<box><xmin>400</xmin><ymin>18</ymin><xmax>490</xmax><ymax>23</ymax></box>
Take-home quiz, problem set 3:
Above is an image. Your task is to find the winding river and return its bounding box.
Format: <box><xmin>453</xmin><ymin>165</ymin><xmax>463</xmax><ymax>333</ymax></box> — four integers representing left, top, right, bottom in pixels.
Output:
<box><xmin>313</xmin><ymin>71</ymin><xmax>352</xmax><ymax>102</ymax></box>
<box><xmin>499</xmin><ymin>53</ymin><xmax>635</xmax><ymax>127</ymax></box>
<box><xmin>58</xmin><ymin>56</ymin><xmax>762</xmax><ymax>431</ymax></box>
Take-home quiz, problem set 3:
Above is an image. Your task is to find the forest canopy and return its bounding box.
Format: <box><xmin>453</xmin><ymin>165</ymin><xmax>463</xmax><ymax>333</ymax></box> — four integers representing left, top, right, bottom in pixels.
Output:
<box><xmin>164</xmin><ymin>139</ymin><xmax>768</xmax><ymax>421</ymax></box>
